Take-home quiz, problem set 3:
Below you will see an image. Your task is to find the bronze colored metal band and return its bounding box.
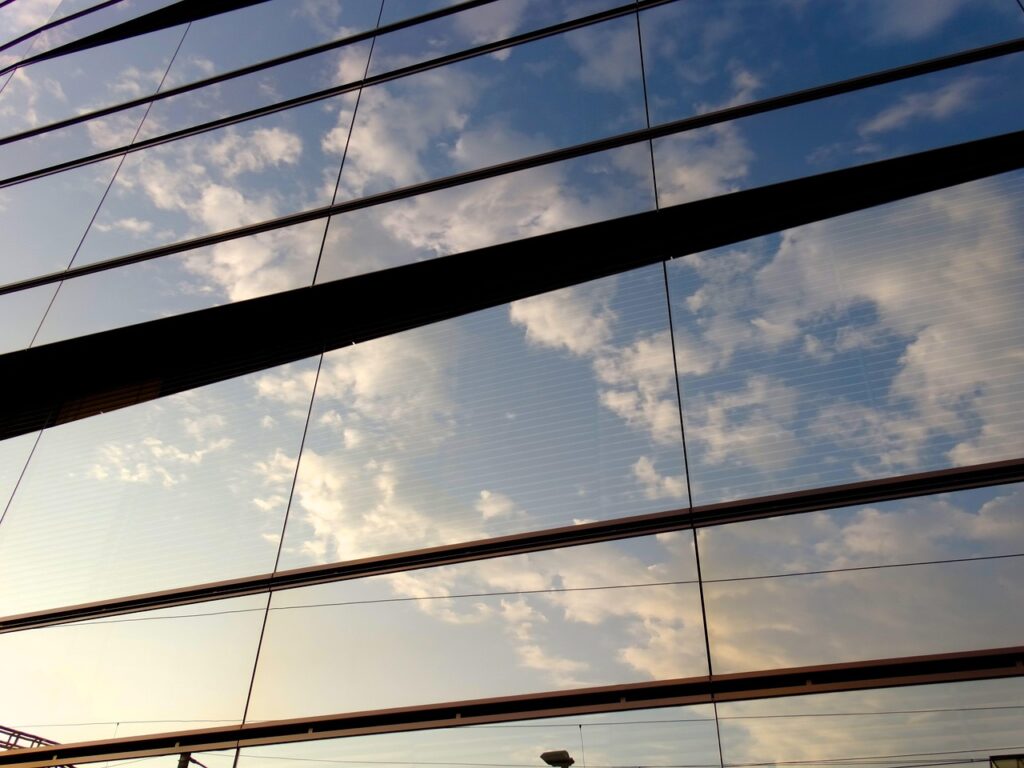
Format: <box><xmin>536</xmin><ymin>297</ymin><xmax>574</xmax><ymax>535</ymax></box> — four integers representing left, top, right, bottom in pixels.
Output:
<box><xmin>1</xmin><ymin>457</ymin><xmax>1020</xmax><ymax>634</ymax></box>
<box><xmin>2</xmin><ymin>646</ymin><xmax>1022</xmax><ymax>768</ymax></box>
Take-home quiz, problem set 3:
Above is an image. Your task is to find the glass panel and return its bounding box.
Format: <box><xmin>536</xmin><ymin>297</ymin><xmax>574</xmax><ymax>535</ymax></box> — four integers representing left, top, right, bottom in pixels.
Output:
<box><xmin>700</xmin><ymin>483</ymin><xmax>1024</xmax><ymax>673</ymax></box>
<box><xmin>240</xmin><ymin>706</ymin><xmax>720</xmax><ymax>768</ymax></box>
<box><xmin>0</xmin><ymin>597</ymin><xmax>265</xmax><ymax>743</ymax></box>
<box><xmin>339</xmin><ymin>14</ymin><xmax>645</xmax><ymax>199</ymax></box>
<box><xmin>0</xmin><ymin>158</ymin><xmax>119</xmax><ymax>286</ymax></box>
<box><xmin>0</xmin><ymin>104</ymin><xmax>149</xmax><ymax>179</ymax></box>
<box><xmin>275</xmin><ymin>263</ymin><xmax>684</xmax><ymax>570</ymax></box>
<box><xmin>0</xmin><ymin>0</ymin><xmax>61</xmax><ymax>49</ymax></box>
<box><xmin>73</xmin><ymin>91</ymin><xmax>356</xmax><ymax>267</ymax></box>
<box><xmin>653</xmin><ymin>52</ymin><xmax>1024</xmax><ymax>208</ymax></box>
<box><xmin>0</xmin><ymin>284</ymin><xmax>57</xmax><ymax>353</ymax></box>
<box><xmin>367</xmin><ymin>0</ymin><xmax>611</xmax><ymax>76</ymax></box>
<box><xmin>0</xmin><ymin>356</ymin><xmax>318</xmax><ymax>616</ymax></box>
<box><xmin>159</xmin><ymin>1</ymin><xmax>381</xmax><ymax>89</ymax></box>
<box><xmin>135</xmin><ymin>40</ymin><xmax>373</xmax><ymax>142</ymax></box>
<box><xmin>668</xmin><ymin>169</ymin><xmax>1024</xmax><ymax>503</ymax></box>
<box><xmin>34</xmin><ymin>219</ymin><xmax>325</xmax><ymax>344</ymax></box>
<box><xmin>317</xmin><ymin>142</ymin><xmax>654</xmax><ymax>283</ymax></box>
<box><xmin>0</xmin><ymin>23</ymin><xmax>185</xmax><ymax>131</ymax></box>
<box><xmin>247</xmin><ymin>536</ymin><xmax>705</xmax><ymax>721</ymax></box>
<box><xmin>0</xmin><ymin>431</ymin><xmax>38</xmax><ymax>510</ymax></box>
<box><xmin>719</xmin><ymin>677</ymin><xmax>1024</xmax><ymax>768</ymax></box>
<box><xmin>640</xmin><ymin>0</ymin><xmax>1024</xmax><ymax>127</ymax></box>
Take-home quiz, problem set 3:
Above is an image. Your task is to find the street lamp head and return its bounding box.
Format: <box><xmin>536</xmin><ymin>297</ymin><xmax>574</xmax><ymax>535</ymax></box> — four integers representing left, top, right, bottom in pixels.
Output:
<box><xmin>541</xmin><ymin>751</ymin><xmax>575</xmax><ymax>768</ymax></box>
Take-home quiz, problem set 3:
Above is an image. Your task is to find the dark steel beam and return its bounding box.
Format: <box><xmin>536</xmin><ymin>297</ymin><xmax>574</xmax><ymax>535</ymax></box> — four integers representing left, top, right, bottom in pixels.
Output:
<box><xmin>1</xmin><ymin>646</ymin><xmax>1022</xmax><ymax>768</ymax></box>
<box><xmin>0</xmin><ymin>131</ymin><xmax>1021</xmax><ymax>442</ymax></box>
<box><xmin>2</xmin><ymin>457</ymin><xmax>1019</xmax><ymax>634</ymax></box>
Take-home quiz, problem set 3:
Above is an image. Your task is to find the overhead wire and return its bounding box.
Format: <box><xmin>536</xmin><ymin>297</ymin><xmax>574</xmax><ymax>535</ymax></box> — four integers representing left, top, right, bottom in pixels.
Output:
<box><xmin>25</xmin><ymin>550</ymin><xmax>1023</xmax><ymax>629</ymax></box>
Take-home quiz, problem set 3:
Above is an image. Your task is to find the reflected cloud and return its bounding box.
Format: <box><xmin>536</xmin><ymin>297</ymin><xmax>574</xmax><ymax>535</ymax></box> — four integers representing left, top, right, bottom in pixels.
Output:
<box><xmin>859</xmin><ymin>76</ymin><xmax>982</xmax><ymax>136</ymax></box>
<box><xmin>670</xmin><ymin>172</ymin><xmax>1024</xmax><ymax>498</ymax></box>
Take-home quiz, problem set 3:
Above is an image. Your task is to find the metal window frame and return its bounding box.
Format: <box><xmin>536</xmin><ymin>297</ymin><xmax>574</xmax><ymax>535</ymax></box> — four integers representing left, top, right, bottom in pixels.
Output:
<box><xmin>1</xmin><ymin>646</ymin><xmax>1021</xmax><ymax>768</ymax></box>
<box><xmin>1</xmin><ymin>456</ymin><xmax>1020</xmax><ymax>634</ymax></box>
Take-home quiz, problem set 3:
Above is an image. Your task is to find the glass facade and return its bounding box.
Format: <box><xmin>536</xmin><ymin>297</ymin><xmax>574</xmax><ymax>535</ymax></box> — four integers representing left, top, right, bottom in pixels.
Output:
<box><xmin>1</xmin><ymin>1</ymin><xmax>1023</xmax><ymax>767</ymax></box>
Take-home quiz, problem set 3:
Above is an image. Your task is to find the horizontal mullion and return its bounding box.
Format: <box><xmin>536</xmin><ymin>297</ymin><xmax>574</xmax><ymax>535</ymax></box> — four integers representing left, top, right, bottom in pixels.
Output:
<box><xmin>0</xmin><ymin>645</ymin><xmax>1021</xmax><ymax>767</ymax></box>
<box><xmin>0</xmin><ymin>130</ymin><xmax>1020</xmax><ymax>443</ymax></box>
<box><xmin>0</xmin><ymin>456</ymin><xmax>1019</xmax><ymax>634</ymax></box>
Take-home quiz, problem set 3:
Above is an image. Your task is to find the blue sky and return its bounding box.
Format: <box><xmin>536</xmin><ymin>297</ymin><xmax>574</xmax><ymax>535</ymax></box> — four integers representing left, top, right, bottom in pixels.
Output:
<box><xmin>0</xmin><ymin>0</ymin><xmax>1023</xmax><ymax>759</ymax></box>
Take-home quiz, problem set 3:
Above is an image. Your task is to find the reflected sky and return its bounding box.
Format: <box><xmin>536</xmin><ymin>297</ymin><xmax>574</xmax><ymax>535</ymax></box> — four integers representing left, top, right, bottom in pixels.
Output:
<box><xmin>0</xmin><ymin>0</ymin><xmax>1019</xmax><ymax>339</ymax></box>
<box><xmin>0</xmin><ymin>595</ymin><xmax>266</xmax><ymax>744</ymax></box>
<box><xmin>668</xmin><ymin>170</ymin><xmax>1024</xmax><ymax>502</ymax></box>
<box><xmin>274</xmin><ymin>264</ymin><xmax>683</xmax><ymax>568</ymax></box>
<box><xmin>0</xmin><ymin>0</ymin><xmax>1023</xmax><ymax>754</ymax></box>
<box><xmin>249</xmin><ymin>536</ymin><xmax>705</xmax><ymax>719</ymax></box>
<box><xmin>699</xmin><ymin>484</ymin><xmax>1024</xmax><ymax>672</ymax></box>
<box><xmin>0</xmin><ymin>356</ymin><xmax>319</xmax><ymax>615</ymax></box>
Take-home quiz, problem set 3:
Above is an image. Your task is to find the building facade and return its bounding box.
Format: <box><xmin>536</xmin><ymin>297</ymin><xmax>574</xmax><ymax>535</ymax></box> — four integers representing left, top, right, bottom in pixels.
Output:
<box><xmin>0</xmin><ymin>1</ymin><xmax>1023</xmax><ymax>768</ymax></box>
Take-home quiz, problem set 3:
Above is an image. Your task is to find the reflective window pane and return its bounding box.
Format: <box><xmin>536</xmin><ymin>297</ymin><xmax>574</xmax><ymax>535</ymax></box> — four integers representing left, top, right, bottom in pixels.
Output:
<box><xmin>135</xmin><ymin>40</ymin><xmax>373</xmax><ymax>142</ymax></box>
<box><xmin>641</xmin><ymin>0</ymin><xmax>1024</xmax><ymax>127</ymax></box>
<box><xmin>0</xmin><ymin>598</ymin><xmax>265</xmax><ymax>743</ymax></box>
<box><xmin>248</xmin><ymin>537</ymin><xmax>704</xmax><ymax>721</ymax></box>
<box><xmin>0</xmin><ymin>0</ymin><xmax>61</xmax><ymax>50</ymax></box>
<box><xmin>700</xmin><ymin>484</ymin><xmax>1024</xmax><ymax>672</ymax></box>
<box><xmin>0</xmin><ymin>159</ymin><xmax>119</xmax><ymax>286</ymax></box>
<box><xmin>339</xmin><ymin>15</ymin><xmax>645</xmax><ymax>199</ymax></box>
<box><xmin>669</xmin><ymin>170</ymin><xmax>1024</xmax><ymax>503</ymax></box>
<box><xmin>160</xmin><ymin>1</ymin><xmax>381</xmax><ymax>89</ymax></box>
<box><xmin>73</xmin><ymin>92</ymin><xmax>356</xmax><ymax>267</ymax></box>
<box><xmin>0</xmin><ymin>104</ymin><xmax>149</xmax><ymax>180</ymax></box>
<box><xmin>0</xmin><ymin>357</ymin><xmax>318</xmax><ymax>616</ymax></box>
<box><xmin>276</xmin><ymin>264</ymin><xmax>684</xmax><ymax>569</ymax></box>
<box><xmin>367</xmin><ymin>0</ymin><xmax>611</xmax><ymax>76</ymax></box>
<box><xmin>0</xmin><ymin>24</ymin><xmax>185</xmax><ymax>131</ymax></box>
<box><xmin>719</xmin><ymin>677</ymin><xmax>1024</xmax><ymax>768</ymax></box>
<box><xmin>34</xmin><ymin>219</ymin><xmax>325</xmax><ymax>344</ymax></box>
<box><xmin>0</xmin><ymin>284</ymin><xmax>56</xmax><ymax>353</ymax></box>
<box><xmin>0</xmin><ymin>431</ymin><xmax>38</xmax><ymax>509</ymax></box>
<box><xmin>317</xmin><ymin>142</ymin><xmax>654</xmax><ymax>283</ymax></box>
<box><xmin>653</xmin><ymin>53</ymin><xmax>1024</xmax><ymax>208</ymax></box>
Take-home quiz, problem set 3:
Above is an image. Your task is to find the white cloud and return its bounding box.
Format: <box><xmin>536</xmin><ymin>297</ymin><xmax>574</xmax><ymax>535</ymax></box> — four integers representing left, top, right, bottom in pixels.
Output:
<box><xmin>510</xmin><ymin>282</ymin><xmax>616</xmax><ymax>357</ymax></box>
<box><xmin>335</xmin><ymin>71</ymin><xmax>479</xmax><ymax>195</ymax></box>
<box><xmin>632</xmin><ymin>456</ymin><xmax>687</xmax><ymax>501</ymax></box>
<box><xmin>475</xmin><ymin>490</ymin><xmax>523</xmax><ymax>520</ymax></box>
<box><xmin>565</xmin><ymin>19</ymin><xmax>641</xmax><ymax>92</ymax></box>
<box><xmin>686</xmin><ymin>375</ymin><xmax>800</xmax><ymax>475</ymax></box>
<box><xmin>93</xmin><ymin>217</ymin><xmax>153</xmax><ymax>235</ymax></box>
<box><xmin>853</xmin><ymin>0</ymin><xmax>981</xmax><ymax>41</ymax></box>
<box><xmin>859</xmin><ymin>77</ymin><xmax>980</xmax><ymax>137</ymax></box>
<box><xmin>207</xmin><ymin>127</ymin><xmax>303</xmax><ymax>177</ymax></box>
<box><xmin>655</xmin><ymin>123</ymin><xmax>752</xmax><ymax>206</ymax></box>
<box><xmin>673</xmin><ymin>173</ymin><xmax>1024</xmax><ymax>478</ymax></box>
